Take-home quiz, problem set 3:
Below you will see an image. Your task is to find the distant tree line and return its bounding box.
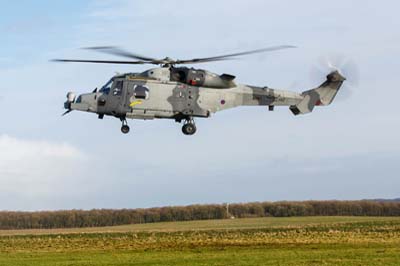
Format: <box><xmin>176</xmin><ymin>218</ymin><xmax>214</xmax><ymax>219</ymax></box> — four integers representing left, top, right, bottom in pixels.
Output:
<box><xmin>0</xmin><ymin>200</ymin><xmax>399</xmax><ymax>230</ymax></box>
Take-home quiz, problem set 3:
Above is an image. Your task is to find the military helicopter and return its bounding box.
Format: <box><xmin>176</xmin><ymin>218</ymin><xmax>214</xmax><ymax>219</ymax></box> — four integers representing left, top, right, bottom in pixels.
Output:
<box><xmin>54</xmin><ymin>46</ymin><xmax>346</xmax><ymax>135</ymax></box>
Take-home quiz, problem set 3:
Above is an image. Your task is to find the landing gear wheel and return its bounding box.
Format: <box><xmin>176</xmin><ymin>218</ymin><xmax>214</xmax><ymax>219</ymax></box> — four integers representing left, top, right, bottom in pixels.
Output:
<box><xmin>120</xmin><ymin>118</ymin><xmax>130</xmax><ymax>134</ymax></box>
<box><xmin>121</xmin><ymin>125</ymin><xmax>130</xmax><ymax>134</ymax></box>
<box><xmin>182</xmin><ymin>123</ymin><xmax>197</xmax><ymax>135</ymax></box>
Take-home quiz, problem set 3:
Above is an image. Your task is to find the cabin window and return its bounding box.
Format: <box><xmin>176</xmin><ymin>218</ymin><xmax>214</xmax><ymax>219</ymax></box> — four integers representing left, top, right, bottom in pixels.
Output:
<box><xmin>134</xmin><ymin>85</ymin><xmax>150</xmax><ymax>100</ymax></box>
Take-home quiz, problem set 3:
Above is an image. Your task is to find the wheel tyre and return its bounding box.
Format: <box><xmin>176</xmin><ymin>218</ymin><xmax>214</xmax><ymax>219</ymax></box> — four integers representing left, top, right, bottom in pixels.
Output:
<box><xmin>121</xmin><ymin>125</ymin><xmax>130</xmax><ymax>134</ymax></box>
<box><xmin>182</xmin><ymin>123</ymin><xmax>197</xmax><ymax>135</ymax></box>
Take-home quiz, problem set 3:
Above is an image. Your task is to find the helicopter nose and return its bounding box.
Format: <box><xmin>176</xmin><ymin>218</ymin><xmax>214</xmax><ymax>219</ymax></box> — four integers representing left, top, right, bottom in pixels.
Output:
<box><xmin>67</xmin><ymin>92</ymin><xmax>98</xmax><ymax>113</ymax></box>
<box><xmin>64</xmin><ymin>92</ymin><xmax>76</xmax><ymax>109</ymax></box>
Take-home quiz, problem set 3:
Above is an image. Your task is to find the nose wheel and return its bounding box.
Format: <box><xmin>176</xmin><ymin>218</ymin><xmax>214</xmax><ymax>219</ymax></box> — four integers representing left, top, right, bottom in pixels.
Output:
<box><xmin>182</xmin><ymin>118</ymin><xmax>197</xmax><ymax>135</ymax></box>
<box><xmin>120</xmin><ymin>118</ymin><xmax>130</xmax><ymax>134</ymax></box>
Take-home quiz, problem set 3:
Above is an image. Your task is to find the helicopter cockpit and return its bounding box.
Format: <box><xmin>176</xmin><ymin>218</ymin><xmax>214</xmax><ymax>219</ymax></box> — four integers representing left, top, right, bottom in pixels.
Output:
<box><xmin>100</xmin><ymin>79</ymin><xmax>113</xmax><ymax>95</ymax></box>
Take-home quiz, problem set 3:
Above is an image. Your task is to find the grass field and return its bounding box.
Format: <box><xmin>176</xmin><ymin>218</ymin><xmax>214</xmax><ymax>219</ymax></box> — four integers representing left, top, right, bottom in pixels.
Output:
<box><xmin>0</xmin><ymin>216</ymin><xmax>399</xmax><ymax>265</ymax></box>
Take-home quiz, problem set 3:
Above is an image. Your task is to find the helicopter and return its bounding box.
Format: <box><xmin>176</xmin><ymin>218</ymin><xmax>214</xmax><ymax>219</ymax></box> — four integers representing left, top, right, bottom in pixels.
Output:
<box><xmin>54</xmin><ymin>46</ymin><xmax>346</xmax><ymax>135</ymax></box>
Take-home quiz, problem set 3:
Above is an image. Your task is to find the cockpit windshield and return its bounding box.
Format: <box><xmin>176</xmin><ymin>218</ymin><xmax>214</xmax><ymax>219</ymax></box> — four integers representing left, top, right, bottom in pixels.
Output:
<box><xmin>100</xmin><ymin>79</ymin><xmax>113</xmax><ymax>94</ymax></box>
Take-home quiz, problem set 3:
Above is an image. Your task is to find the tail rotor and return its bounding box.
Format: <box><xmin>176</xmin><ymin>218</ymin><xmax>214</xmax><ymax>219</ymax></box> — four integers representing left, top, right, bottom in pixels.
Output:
<box><xmin>310</xmin><ymin>55</ymin><xmax>360</xmax><ymax>101</ymax></box>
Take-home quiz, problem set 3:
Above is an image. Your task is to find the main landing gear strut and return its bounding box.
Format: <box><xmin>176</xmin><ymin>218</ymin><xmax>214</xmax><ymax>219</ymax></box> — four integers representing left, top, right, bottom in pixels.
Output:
<box><xmin>120</xmin><ymin>118</ymin><xmax>130</xmax><ymax>134</ymax></box>
<box><xmin>182</xmin><ymin>117</ymin><xmax>197</xmax><ymax>136</ymax></box>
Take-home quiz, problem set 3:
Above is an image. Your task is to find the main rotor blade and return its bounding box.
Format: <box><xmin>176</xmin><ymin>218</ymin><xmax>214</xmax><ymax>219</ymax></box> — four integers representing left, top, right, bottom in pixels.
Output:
<box><xmin>52</xmin><ymin>59</ymin><xmax>150</xmax><ymax>65</ymax></box>
<box><xmin>84</xmin><ymin>46</ymin><xmax>158</xmax><ymax>62</ymax></box>
<box><xmin>53</xmin><ymin>44</ymin><xmax>297</xmax><ymax>66</ymax></box>
<box><xmin>174</xmin><ymin>45</ymin><xmax>296</xmax><ymax>64</ymax></box>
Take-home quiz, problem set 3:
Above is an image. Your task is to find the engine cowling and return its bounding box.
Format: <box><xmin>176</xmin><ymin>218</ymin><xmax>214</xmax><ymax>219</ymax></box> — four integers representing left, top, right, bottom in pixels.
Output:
<box><xmin>171</xmin><ymin>67</ymin><xmax>236</xmax><ymax>89</ymax></box>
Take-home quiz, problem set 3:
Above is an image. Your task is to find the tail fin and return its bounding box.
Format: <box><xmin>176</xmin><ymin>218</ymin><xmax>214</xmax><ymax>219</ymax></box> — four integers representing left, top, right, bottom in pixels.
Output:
<box><xmin>290</xmin><ymin>71</ymin><xmax>346</xmax><ymax>115</ymax></box>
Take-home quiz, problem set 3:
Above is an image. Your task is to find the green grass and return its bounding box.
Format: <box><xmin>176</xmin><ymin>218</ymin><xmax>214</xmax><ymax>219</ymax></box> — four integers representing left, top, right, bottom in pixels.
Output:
<box><xmin>0</xmin><ymin>216</ymin><xmax>399</xmax><ymax>265</ymax></box>
<box><xmin>1</xmin><ymin>216</ymin><xmax>397</xmax><ymax>236</ymax></box>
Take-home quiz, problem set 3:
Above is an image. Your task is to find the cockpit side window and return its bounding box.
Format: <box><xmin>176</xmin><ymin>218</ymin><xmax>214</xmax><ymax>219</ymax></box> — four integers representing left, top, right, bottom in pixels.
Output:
<box><xmin>100</xmin><ymin>79</ymin><xmax>113</xmax><ymax>95</ymax></box>
<box><xmin>112</xmin><ymin>81</ymin><xmax>124</xmax><ymax>96</ymax></box>
<box><xmin>134</xmin><ymin>85</ymin><xmax>150</xmax><ymax>100</ymax></box>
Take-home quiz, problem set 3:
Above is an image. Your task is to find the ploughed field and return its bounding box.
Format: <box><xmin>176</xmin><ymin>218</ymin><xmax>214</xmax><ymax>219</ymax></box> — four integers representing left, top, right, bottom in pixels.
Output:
<box><xmin>0</xmin><ymin>216</ymin><xmax>399</xmax><ymax>265</ymax></box>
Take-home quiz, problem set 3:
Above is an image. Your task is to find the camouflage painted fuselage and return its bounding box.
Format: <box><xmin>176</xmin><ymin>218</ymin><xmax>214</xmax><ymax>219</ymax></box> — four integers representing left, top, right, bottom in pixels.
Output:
<box><xmin>68</xmin><ymin>66</ymin><xmax>345</xmax><ymax>123</ymax></box>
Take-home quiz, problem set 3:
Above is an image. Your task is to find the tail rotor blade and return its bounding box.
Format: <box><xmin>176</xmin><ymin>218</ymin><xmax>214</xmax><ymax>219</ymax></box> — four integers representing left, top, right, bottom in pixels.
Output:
<box><xmin>311</xmin><ymin>55</ymin><xmax>360</xmax><ymax>102</ymax></box>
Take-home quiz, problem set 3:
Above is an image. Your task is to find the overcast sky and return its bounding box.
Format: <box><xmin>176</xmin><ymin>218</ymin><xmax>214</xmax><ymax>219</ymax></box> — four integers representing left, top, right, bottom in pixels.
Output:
<box><xmin>0</xmin><ymin>0</ymin><xmax>399</xmax><ymax>211</ymax></box>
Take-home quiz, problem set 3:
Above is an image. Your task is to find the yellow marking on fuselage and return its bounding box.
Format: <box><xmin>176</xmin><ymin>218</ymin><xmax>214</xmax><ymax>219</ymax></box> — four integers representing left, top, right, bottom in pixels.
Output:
<box><xmin>129</xmin><ymin>100</ymin><xmax>143</xmax><ymax>107</ymax></box>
